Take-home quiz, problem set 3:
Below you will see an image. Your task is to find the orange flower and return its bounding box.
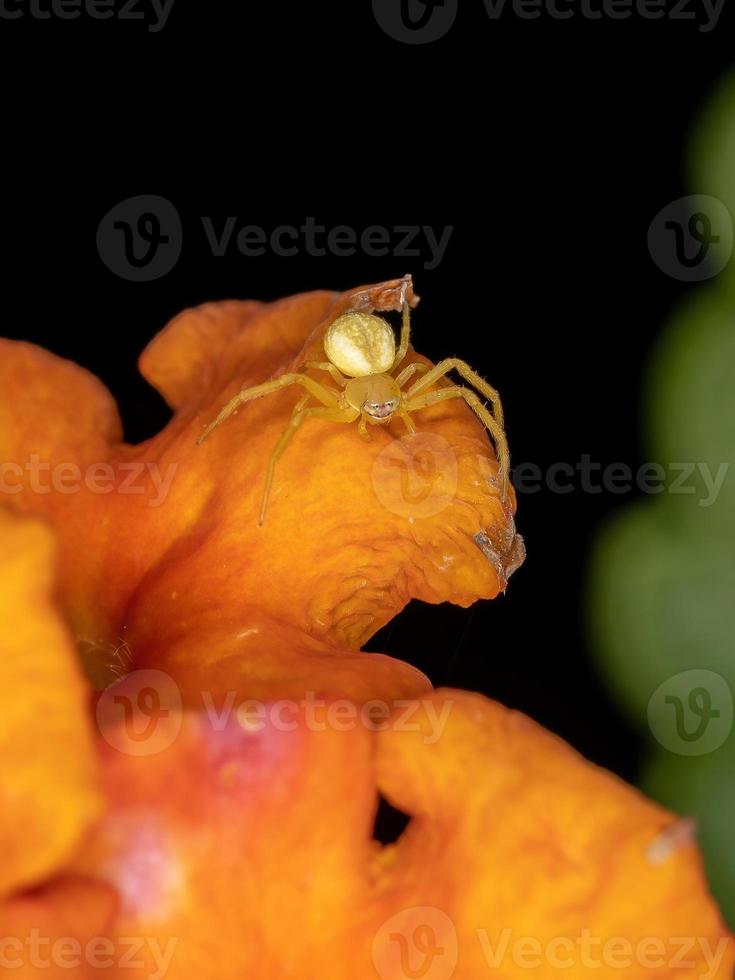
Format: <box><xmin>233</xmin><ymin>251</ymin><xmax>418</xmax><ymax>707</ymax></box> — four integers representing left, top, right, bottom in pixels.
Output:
<box><xmin>0</xmin><ymin>276</ymin><xmax>523</xmax><ymax>704</ymax></box>
<box><xmin>5</xmin><ymin>621</ymin><xmax>731</xmax><ymax>977</ymax></box>
<box><xmin>0</xmin><ymin>278</ymin><xmax>730</xmax><ymax>978</ymax></box>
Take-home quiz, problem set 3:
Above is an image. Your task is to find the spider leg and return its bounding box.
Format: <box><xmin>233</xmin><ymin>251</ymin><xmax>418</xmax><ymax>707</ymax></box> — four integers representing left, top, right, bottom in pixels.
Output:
<box><xmin>197</xmin><ymin>372</ymin><xmax>338</xmax><ymax>445</ymax></box>
<box><xmin>303</xmin><ymin>361</ymin><xmax>348</xmax><ymax>387</ymax></box>
<box><xmin>259</xmin><ymin>402</ymin><xmax>359</xmax><ymax>525</ymax></box>
<box><xmin>405</xmin><ymin>358</ymin><xmax>504</xmax><ymax>429</ymax></box>
<box><xmin>358</xmin><ymin>415</ymin><xmax>371</xmax><ymax>441</ymax></box>
<box><xmin>391</xmin><ymin>297</ymin><xmax>413</xmax><ymax>371</ymax></box>
<box><xmin>398</xmin><ymin>411</ymin><xmax>417</xmax><ymax>435</ymax></box>
<box><xmin>403</xmin><ymin>385</ymin><xmax>510</xmax><ymax>501</ymax></box>
<box><xmin>394</xmin><ymin>361</ymin><xmax>430</xmax><ymax>389</ymax></box>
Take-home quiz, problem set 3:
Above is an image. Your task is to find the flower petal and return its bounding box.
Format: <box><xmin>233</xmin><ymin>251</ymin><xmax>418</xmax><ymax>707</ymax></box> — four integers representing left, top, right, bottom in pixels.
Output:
<box><xmin>78</xmin><ymin>685</ymin><xmax>376</xmax><ymax>977</ymax></box>
<box><xmin>73</xmin><ymin>686</ymin><xmax>729</xmax><ymax>978</ymax></box>
<box><xmin>0</xmin><ymin>277</ymin><xmax>523</xmax><ymax>701</ymax></box>
<box><xmin>375</xmin><ymin>690</ymin><xmax>733</xmax><ymax>977</ymax></box>
<box><xmin>0</xmin><ymin>511</ymin><xmax>100</xmax><ymax>899</ymax></box>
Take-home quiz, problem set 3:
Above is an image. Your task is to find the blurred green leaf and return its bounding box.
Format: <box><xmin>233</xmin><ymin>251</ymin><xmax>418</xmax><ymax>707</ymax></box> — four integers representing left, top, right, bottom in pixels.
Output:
<box><xmin>589</xmin><ymin>503</ymin><xmax>735</xmax><ymax>726</ymax></box>
<box><xmin>645</xmin><ymin>287</ymin><xmax>735</xmax><ymax>535</ymax></box>
<box><xmin>689</xmin><ymin>71</ymin><xmax>735</xmax><ymax>289</ymax></box>
<box><xmin>588</xmin><ymin>69</ymin><xmax>735</xmax><ymax>929</ymax></box>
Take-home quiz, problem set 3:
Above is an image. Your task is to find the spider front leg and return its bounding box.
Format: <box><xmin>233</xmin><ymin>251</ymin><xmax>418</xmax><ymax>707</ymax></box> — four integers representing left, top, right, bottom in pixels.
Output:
<box><xmin>394</xmin><ymin>360</ymin><xmax>429</xmax><ymax>389</ymax></box>
<box><xmin>197</xmin><ymin>372</ymin><xmax>339</xmax><ymax>445</ymax></box>
<box><xmin>406</xmin><ymin>358</ymin><xmax>504</xmax><ymax>429</ymax></box>
<box><xmin>259</xmin><ymin>402</ymin><xmax>359</xmax><ymax>525</ymax></box>
<box><xmin>303</xmin><ymin>361</ymin><xmax>348</xmax><ymax>387</ymax></box>
<box><xmin>404</xmin><ymin>385</ymin><xmax>510</xmax><ymax>501</ymax></box>
<box><xmin>391</xmin><ymin>297</ymin><xmax>413</xmax><ymax>371</ymax></box>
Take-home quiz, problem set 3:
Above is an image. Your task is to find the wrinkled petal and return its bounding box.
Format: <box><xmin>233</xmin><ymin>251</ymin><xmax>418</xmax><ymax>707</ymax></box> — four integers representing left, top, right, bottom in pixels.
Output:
<box><xmin>0</xmin><ymin>277</ymin><xmax>523</xmax><ymax>701</ymax></box>
<box><xmin>72</xmin><ymin>685</ymin><xmax>729</xmax><ymax>978</ymax></box>
<box><xmin>0</xmin><ymin>510</ymin><xmax>100</xmax><ymax>898</ymax></box>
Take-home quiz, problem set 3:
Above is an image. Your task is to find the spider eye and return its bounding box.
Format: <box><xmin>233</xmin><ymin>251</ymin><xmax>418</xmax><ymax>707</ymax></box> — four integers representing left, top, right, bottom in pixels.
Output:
<box><xmin>325</xmin><ymin>312</ymin><xmax>396</xmax><ymax>377</ymax></box>
<box><xmin>364</xmin><ymin>397</ymin><xmax>399</xmax><ymax>420</ymax></box>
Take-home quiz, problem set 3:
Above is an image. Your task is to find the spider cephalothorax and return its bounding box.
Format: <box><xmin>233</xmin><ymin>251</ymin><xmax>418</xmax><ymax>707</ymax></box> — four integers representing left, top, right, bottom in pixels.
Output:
<box><xmin>198</xmin><ymin>296</ymin><xmax>509</xmax><ymax>525</ymax></box>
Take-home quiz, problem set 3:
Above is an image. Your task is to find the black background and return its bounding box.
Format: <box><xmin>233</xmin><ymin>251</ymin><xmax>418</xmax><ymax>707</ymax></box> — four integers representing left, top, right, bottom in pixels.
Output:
<box><xmin>2</xmin><ymin>0</ymin><xmax>733</xmax><ymax>784</ymax></box>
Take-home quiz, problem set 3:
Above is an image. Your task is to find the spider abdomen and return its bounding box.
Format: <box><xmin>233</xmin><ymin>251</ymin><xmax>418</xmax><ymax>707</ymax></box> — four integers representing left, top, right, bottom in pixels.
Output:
<box><xmin>324</xmin><ymin>312</ymin><xmax>396</xmax><ymax>377</ymax></box>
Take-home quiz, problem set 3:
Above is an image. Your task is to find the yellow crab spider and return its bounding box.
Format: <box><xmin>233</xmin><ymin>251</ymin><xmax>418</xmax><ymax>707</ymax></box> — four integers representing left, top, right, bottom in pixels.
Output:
<box><xmin>197</xmin><ymin>300</ymin><xmax>510</xmax><ymax>525</ymax></box>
